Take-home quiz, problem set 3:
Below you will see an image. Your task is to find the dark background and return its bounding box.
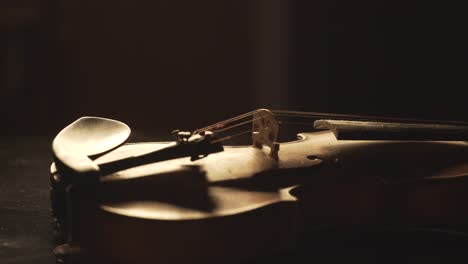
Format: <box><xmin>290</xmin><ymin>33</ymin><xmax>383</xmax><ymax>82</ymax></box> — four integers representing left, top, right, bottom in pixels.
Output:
<box><xmin>1</xmin><ymin>1</ymin><xmax>468</xmax><ymax>263</ymax></box>
<box><xmin>1</xmin><ymin>0</ymin><xmax>467</xmax><ymax>136</ymax></box>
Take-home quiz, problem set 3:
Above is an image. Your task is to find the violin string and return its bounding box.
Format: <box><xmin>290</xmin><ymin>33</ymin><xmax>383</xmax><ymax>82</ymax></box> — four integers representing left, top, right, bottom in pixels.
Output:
<box><xmin>201</xmin><ymin>108</ymin><xmax>420</xmax><ymax>145</ymax></box>
<box><xmin>210</xmin><ymin>110</ymin><xmax>468</xmax><ymax>145</ymax></box>
<box><xmin>195</xmin><ymin>109</ymin><xmax>263</xmax><ymax>133</ymax></box>
<box><xmin>272</xmin><ymin>109</ymin><xmax>328</xmax><ymax>117</ymax></box>
<box><xmin>199</xmin><ymin>109</ymin><xmax>468</xmax><ymax>135</ymax></box>
<box><xmin>211</xmin><ymin>119</ymin><xmax>253</xmax><ymax>133</ymax></box>
<box><xmin>210</xmin><ymin>115</ymin><xmax>268</xmax><ymax>134</ymax></box>
<box><xmin>195</xmin><ymin>112</ymin><xmax>268</xmax><ymax>134</ymax></box>
<box><xmin>271</xmin><ymin>109</ymin><xmax>468</xmax><ymax>125</ymax></box>
<box><xmin>278</xmin><ymin>121</ymin><xmax>317</xmax><ymax>126</ymax></box>
<box><xmin>195</xmin><ymin>110</ymin><xmax>264</xmax><ymax>133</ymax></box>
<box><xmin>199</xmin><ymin>109</ymin><xmax>350</xmax><ymax>146</ymax></box>
<box><xmin>207</xmin><ymin>115</ymin><xmax>271</xmax><ymax>144</ymax></box>
<box><xmin>272</xmin><ymin>110</ymin><xmax>367</xmax><ymax>120</ymax></box>
<box><xmin>199</xmin><ymin>110</ymin><xmax>318</xmax><ymax>145</ymax></box>
<box><xmin>204</xmin><ymin>110</ymin><xmax>342</xmax><ymax>145</ymax></box>
<box><xmin>210</xmin><ymin>129</ymin><xmax>254</xmax><ymax>144</ymax></box>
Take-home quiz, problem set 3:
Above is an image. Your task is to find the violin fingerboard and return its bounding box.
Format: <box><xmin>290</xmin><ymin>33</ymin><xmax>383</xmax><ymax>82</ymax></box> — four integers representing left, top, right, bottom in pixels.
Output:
<box><xmin>314</xmin><ymin>119</ymin><xmax>468</xmax><ymax>141</ymax></box>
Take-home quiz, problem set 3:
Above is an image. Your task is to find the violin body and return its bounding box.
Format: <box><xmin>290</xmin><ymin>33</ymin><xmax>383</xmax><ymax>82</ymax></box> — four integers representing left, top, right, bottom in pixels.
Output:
<box><xmin>50</xmin><ymin>119</ymin><xmax>468</xmax><ymax>263</ymax></box>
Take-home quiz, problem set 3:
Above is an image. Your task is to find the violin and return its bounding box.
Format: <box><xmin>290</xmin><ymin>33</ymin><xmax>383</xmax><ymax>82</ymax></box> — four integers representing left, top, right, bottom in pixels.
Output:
<box><xmin>49</xmin><ymin>109</ymin><xmax>468</xmax><ymax>263</ymax></box>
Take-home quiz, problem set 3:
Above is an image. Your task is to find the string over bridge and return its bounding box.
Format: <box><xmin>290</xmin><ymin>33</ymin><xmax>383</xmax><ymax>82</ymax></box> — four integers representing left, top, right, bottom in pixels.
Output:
<box><xmin>252</xmin><ymin>109</ymin><xmax>280</xmax><ymax>159</ymax></box>
<box><xmin>193</xmin><ymin>109</ymin><xmax>280</xmax><ymax>159</ymax></box>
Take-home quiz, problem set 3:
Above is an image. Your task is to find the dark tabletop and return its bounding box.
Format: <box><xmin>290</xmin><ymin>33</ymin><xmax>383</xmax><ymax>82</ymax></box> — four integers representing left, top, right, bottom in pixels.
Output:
<box><xmin>0</xmin><ymin>136</ymin><xmax>55</xmax><ymax>264</ymax></box>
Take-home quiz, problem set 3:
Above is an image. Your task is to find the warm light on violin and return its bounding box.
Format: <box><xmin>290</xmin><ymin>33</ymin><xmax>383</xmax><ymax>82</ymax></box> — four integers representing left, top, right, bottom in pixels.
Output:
<box><xmin>50</xmin><ymin>109</ymin><xmax>468</xmax><ymax>264</ymax></box>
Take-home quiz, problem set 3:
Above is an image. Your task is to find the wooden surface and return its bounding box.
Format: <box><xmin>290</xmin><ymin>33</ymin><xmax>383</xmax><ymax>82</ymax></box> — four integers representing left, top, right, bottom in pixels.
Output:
<box><xmin>92</xmin><ymin>131</ymin><xmax>468</xmax><ymax>228</ymax></box>
<box><xmin>4</xmin><ymin>136</ymin><xmax>468</xmax><ymax>263</ymax></box>
<box><xmin>54</xmin><ymin>129</ymin><xmax>468</xmax><ymax>263</ymax></box>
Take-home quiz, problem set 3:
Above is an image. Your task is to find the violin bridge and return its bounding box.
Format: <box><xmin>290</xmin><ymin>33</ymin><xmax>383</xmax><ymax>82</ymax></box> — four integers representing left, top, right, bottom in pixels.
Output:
<box><xmin>252</xmin><ymin>109</ymin><xmax>280</xmax><ymax>160</ymax></box>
